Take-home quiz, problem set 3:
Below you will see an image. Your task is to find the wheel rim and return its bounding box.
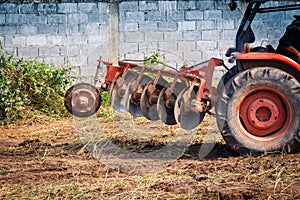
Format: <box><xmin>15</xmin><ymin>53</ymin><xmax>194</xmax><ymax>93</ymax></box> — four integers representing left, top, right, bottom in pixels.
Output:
<box><xmin>64</xmin><ymin>83</ymin><xmax>101</xmax><ymax>117</ymax></box>
<box><xmin>238</xmin><ymin>88</ymin><xmax>291</xmax><ymax>139</ymax></box>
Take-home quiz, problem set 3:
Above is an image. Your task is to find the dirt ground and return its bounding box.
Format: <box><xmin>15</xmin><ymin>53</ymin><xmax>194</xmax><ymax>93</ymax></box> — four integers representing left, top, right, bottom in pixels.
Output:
<box><xmin>0</xmin><ymin>115</ymin><xmax>299</xmax><ymax>200</ymax></box>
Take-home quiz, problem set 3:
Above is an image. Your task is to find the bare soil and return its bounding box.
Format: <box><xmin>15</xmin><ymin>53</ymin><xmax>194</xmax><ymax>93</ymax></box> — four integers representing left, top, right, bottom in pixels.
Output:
<box><xmin>0</xmin><ymin>116</ymin><xmax>299</xmax><ymax>199</ymax></box>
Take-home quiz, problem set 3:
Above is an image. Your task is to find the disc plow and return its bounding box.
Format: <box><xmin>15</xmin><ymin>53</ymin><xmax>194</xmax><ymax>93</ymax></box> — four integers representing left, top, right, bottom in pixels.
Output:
<box><xmin>64</xmin><ymin>58</ymin><xmax>222</xmax><ymax>130</ymax></box>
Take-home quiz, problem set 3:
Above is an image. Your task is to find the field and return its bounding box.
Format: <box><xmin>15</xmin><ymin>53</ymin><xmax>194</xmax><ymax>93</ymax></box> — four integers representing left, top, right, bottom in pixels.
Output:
<box><xmin>0</xmin><ymin>113</ymin><xmax>299</xmax><ymax>200</ymax></box>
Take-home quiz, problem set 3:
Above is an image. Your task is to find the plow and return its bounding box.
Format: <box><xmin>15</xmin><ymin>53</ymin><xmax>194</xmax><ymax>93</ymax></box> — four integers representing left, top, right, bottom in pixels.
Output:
<box><xmin>64</xmin><ymin>0</ymin><xmax>300</xmax><ymax>155</ymax></box>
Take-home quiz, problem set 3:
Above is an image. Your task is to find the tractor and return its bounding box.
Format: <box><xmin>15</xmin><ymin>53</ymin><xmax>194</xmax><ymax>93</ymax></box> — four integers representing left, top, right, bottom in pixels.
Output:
<box><xmin>64</xmin><ymin>0</ymin><xmax>300</xmax><ymax>155</ymax></box>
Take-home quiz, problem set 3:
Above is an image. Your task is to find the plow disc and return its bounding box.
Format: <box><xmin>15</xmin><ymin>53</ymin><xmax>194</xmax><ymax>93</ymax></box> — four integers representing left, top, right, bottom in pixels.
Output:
<box><xmin>174</xmin><ymin>86</ymin><xmax>205</xmax><ymax>130</ymax></box>
<box><xmin>110</xmin><ymin>70</ymin><xmax>138</xmax><ymax>112</ymax></box>
<box><xmin>124</xmin><ymin>74</ymin><xmax>152</xmax><ymax>117</ymax></box>
<box><xmin>157</xmin><ymin>82</ymin><xmax>187</xmax><ymax>125</ymax></box>
<box><xmin>140</xmin><ymin>77</ymin><xmax>169</xmax><ymax>121</ymax></box>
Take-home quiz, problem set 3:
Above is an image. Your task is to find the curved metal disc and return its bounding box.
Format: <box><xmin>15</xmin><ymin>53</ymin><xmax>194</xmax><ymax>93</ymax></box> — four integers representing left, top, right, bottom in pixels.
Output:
<box><xmin>140</xmin><ymin>77</ymin><xmax>169</xmax><ymax>121</ymax></box>
<box><xmin>157</xmin><ymin>82</ymin><xmax>185</xmax><ymax>125</ymax></box>
<box><xmin>174</xmin><ymin>87</ymin><xmax>205</xmax><ymax>130</ymax></box>
<box><xmin>110</xmin><ymin>71</ymin><xmax>137</xmax><ymax>112</ymax></box>
<box><xmin>124</xmin><ymin>75</ymin><xmax>152</xmax><ymax>117</ymax></box>
<box><xmin>64</xmin><ymin>83</ymin><xmax>101</xmax><ymax>118</ymax></box>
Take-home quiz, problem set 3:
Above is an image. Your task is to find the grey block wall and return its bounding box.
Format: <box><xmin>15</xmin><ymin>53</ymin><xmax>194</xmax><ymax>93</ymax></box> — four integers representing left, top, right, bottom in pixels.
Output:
<box><xmin>0</xmin><ymin>0</ymin><xmax>299</xmax><ymax>81</ymax></box>
<box><xmin>0</xmin><ymin>2</ymin><xmax>109</xmax><ymax>81</ymax></box>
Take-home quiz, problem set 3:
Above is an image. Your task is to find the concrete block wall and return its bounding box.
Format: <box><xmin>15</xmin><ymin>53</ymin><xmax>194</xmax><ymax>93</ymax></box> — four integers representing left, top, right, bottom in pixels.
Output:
<box><xmin>1</xmin><ymin>0</ymin><xmax>299</xmax><ymax>81</ymax></box>
<box><xmin>0</xmin><ymin>2</ymin><xmax>109</xmax><ymax>81</ymax></box>
<box><xmin>118</xmin><ymin>0</ymin><xmax>299</xmax><ymax>69</ymax></box>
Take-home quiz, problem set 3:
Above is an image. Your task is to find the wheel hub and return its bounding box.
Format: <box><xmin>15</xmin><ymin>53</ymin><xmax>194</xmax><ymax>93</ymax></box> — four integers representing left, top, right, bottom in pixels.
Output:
<box><xmin>72</xmin><ymin>89</ymin><xmax>96</xmax><ymax>113</ymax></box>
<box><xmin>239</xmin><ymin>90</ymin><xmax>286</xmax><ymax>137</ymax></box>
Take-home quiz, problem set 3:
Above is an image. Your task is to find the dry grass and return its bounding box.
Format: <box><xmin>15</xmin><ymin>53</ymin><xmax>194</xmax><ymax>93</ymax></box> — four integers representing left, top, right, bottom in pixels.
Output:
<box><xmin>0</xmin><ymin>113</ymin><xmax>299</xmax><ymax>199</ymax></box>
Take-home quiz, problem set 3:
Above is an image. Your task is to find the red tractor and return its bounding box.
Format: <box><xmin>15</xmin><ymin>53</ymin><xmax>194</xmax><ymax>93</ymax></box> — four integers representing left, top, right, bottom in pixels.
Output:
<box><xmin>64</xmin><ymin>0</ymin><xmax>300</xmax><ymax>155</ymax></box>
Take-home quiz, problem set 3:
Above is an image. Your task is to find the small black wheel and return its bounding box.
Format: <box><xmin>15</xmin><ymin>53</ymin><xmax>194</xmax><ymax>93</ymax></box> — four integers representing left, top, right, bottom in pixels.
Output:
<box><xmin>64</xmin><ymin>83</ymin><xmax>101</xmax><ymax>118</ymax></box>
<box><xmin>216</xmin><ymin>67</ymin><xmax>300</xmax><ymax>155</ymax></box>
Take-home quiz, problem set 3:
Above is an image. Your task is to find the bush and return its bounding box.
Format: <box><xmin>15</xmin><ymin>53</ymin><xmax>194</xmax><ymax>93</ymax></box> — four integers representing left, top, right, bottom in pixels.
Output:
<box><xmin>0</xmin><ymin>45</ymin><xmax>72</xmax><ymax>125</ymax></box>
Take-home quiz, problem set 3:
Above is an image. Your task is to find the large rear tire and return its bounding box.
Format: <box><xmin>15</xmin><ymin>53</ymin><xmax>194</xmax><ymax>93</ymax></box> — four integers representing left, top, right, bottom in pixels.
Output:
<box><xmin>216</xmin><ymin>67</ymin><xmax>300</xmax><ymax>155</ymax></box>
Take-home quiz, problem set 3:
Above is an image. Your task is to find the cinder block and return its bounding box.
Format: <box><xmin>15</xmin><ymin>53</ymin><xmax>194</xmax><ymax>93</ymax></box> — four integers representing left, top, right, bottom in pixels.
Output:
<box><xmin>38</xmin><ymin>4</ymin><xmax>57</xmax><ymax>15</ymax></box>
<box><xmin>159</xmin><ymin>1</ymin><xmax>177</xmax><ymax>11</ymax></box>
<box><xmin>120</xmin><ymin>23</ymin><xmax>138</xmax><ymax>32</ymax></box>
<box><xmin>43</xmin><ymin>56</ymin><xmax>65</xmax><ymax>66</ymax></box>
<box><xmin>97</xmin><ymin>2</ymin><xmax>109</xmax><ymax>14</ymax></box>
<box><xmin>264</xmin><ymin>20</ymin><xmax>281</xmax><ymax>29</ymax></box>
<box><xmin>158</xmin><ymin>22</ymin><xmax>177</xmax><ymax>31</ymax></box>
<box><xmin>183</xmin><ymin>51</ymin><xmax>203</xmax><ymax>62</ymax></box>
<box><xmin>26</xmin><ymin>36</ymin><xmax>46</xmax><ymax>46</ymax></box>
<box><xmin>6</xmin><ymin>14</ymin><xmax>20</xmax><ymax>25</ymax></box>
<box><xmin>223</xmin><ymin>30</ymin><xmax>236</xmax><ymax>40</ymax></box>
<box><xmin>267</xmin><ymin>29</ymin><xmax>281</xmax><ymax>39</ymax></box>
<box><xmin>145</xmin><ymin>11</ymin><xmax>166</xmax><ymax>21</ymax></box>
<box><xmin>48</xmin><ymin>14</ymin><xmax>66</xmax><ymax>24</ymax></box>
<box><xmin>119</xmin><ymin>42</ymin><xmax>139</xmax><ymax>55</ymax></box>
<box><xmin>57</xmin><ymin>3</ymin><xmax>78</xmax><ymax>14</ymax></box>
<box><xmin>0</xmin><ymin>14</ymin><xmax>5</xmax><ymax>25</ymax></box>
<box><xmin>19</xmin><ymin>3</ymin><xmax>38</xmax><ymax>14</ymax></box>
<box><xmin>68</xmin><ymin>13</ymin><xmax>88</xmax><ymax>25</ymax></box>
<box><xmin>216</xmin><ymin>20</ymin><xmax>234</xmax><ymax>30</ymax></box>
<box><xmin>17</xmin><ymin>47</ymin><xmax>39</xmax><ymax>57</ymax></box>
<box><xmin>197</xmin><ymin>20</ymin><xmax>216</xmax><ymax>30</ymax></box>
<box><xmin>204</xmin><ymin>10</ymin><xmax>222</xmax><ymax>20</ymax></box>
<box><xmin>167</xmin><ymin>11</ymin><xmax>184</xmax><ymax>22</ymax></box>
<box><xmin>222</xmin><ymin>9</ymin><xmax>241</xmax><ymax>20</ymax></box>
<box><xmin>145</xmin><ymin>32</ymin><xmax>164</xmax><ymax>42</ymax></box>
<box><xmin>0</xmin><ymin>26</ymin><xmax>17</xmax><ymax>35</ymax></box>
<box><xmin>178</xmin><ymin>21</ymin><xmax>196</xmax><ymax>31</ymax></box>
<box><xmin>39</xmin><ymin>46</ymin><xmax>59</xmax><ymax>56</ymax></box>
<box><xmin>20</xmin><ymin>25</ymin><xmax>37</xmax><ymax>35</ymax></box>
<box><xmin>60</xmin><ymin>46</ymin><xmax>80</xmax><ymax>57</ymax></box>
<box><xmin>178</xmin><ymin>41</ymin><xmax>196</xmax><ymax>51</ymax></box>
<box><xmin>68</xmin><ymin>35</ymin><xmax>88</xmax><ymax>45</ymax></box>
<box><xmin>124</xmin><ymin>32</ymin><xmax>144</xmax><ymax>43</ymax></box>
<box><xmin>164</xmin><ymin>32</ymin><xmax>182</xmax><ymax>41</ymax></box>
<box><xmin>178</xmin><ymin>1</ymin><xmax>196</xmax><ymax>11</ymax></box>
<box><xmin>125</xmin><ymin>11</ymin><xmax>144</xmax><ymax>22</ymax></box>
<box><xmin>197</xmin><ymin>40</ymin><xmax>217</xmax><ymax>51</ymax></box>
<box><xmin>196</xmin><ymin>1</ymin><xmax>215</xmax><ymax>10</ymax></box>
<box><xmin>0</xmin><ymin>3</ymin><xmax>18</xmax><ymax>14</ymax></box>
<box><xmin>5</xmin><ymin>36</ymin><xmax>26</xmax><ymax>47</ymax></box>
<box><xmin>158</xmin><ymin>41</ymin><xmax>177</xmax><ymax>52</ymax></box>
<box><xmin>78</xmin><ymin>3</ymin><xmax>98</xmax><ymax>13</ymax></box>
<box><xmin>139</xmin><ymin>1</ymin><xmax>158</xmax><ymax>11</ymax></box>
<box><xmin>185</xmin><ymin>10</ymin><xmax>204</xmax><ymax>20</ymax></box>
<box><xmin>80</xmin><ymin>23</ymin><xmax>103</xmax><ymax>34</ymax></box>
<box><xmin>202</xmin><ymin>30</ymin><xmax>219</xmax><ymax>40</ymax></box>
<box><xmin>81</xmin><ymin>44</ymin><xmax>103</xmax><ymax>56</ymax></box>
<box><xmin>139</xmin><ymin>22</ymin><xmax>158</xmax><ymax>32</ymax></box>
<box><xmin>120</xmin><ymin>1</ymin><xmax>138</xmax><ymax>11</ymax></box>
<box><xmin>25</xmin><ymin>14</ymin><xmax>46</xmax><ymax>25</ymax></box>
<box><xmin>66</xmin><ymin>55</ymin><xmax>88</xmax><ymax>67</ymax></box>
<box><xmin>47</xmin><ymin>35</ymin><xmax>68</xmax><ymax>46</ymax></box>
<box><xmin>183</xmin><ymin>31</ymin><xmax>202</xmax><ymax>40</ymax></box>
<box><xmin>37</xmin><ymin>25</ymin><xmax>58</xmax><ymax>34</ymax></box>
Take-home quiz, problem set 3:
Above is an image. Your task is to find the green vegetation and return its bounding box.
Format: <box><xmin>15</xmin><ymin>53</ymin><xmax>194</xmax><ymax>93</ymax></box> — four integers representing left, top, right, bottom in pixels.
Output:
<box><xmin>0</xmin><ymin>45</ymin><xmax>72</xmax><ymax>125</ymax></box>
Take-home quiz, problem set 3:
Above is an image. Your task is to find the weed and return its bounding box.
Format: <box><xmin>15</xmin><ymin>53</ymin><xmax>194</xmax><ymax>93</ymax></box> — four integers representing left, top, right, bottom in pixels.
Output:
<box><xmin>0</xmin><ymin>44</ymin><xmax>72</xmax><ymax>125</ymax></box>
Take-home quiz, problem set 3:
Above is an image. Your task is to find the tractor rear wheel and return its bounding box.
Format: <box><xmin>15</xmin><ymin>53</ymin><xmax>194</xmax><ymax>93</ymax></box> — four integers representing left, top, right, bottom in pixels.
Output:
<box><xmin>216</xmin><ymin>67</ymin><xmax>300</xmax><ymax>155</ymax></box>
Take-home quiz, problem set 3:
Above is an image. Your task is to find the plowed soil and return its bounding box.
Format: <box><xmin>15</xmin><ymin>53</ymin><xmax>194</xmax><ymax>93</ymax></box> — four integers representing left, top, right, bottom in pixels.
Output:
<box><xmin>0</xmin><ymin>117</ymin><xmax>299</xmax><ymax>199</ymax></box>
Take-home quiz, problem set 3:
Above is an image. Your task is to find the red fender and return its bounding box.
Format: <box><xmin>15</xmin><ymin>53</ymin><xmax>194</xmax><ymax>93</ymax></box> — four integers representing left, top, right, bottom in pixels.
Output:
<box><xmin>236</xmin><ymin>52</ymin><xmax>300</xmax><ymax>73</ymax></box>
